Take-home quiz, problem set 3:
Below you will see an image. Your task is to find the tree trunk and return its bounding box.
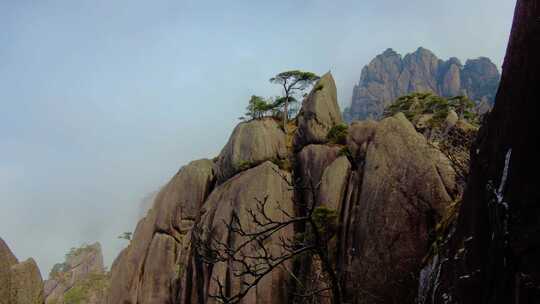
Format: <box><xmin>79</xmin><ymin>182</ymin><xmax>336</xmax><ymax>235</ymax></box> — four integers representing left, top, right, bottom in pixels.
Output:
<box><xmin>283</xmin><ymin>96</ymin><xmax>288</xmax><ymax>134</ymax></box>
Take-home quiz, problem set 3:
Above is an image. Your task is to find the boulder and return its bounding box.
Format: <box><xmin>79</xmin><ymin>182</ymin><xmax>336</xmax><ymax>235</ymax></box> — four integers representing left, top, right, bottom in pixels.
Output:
<box><xmin>340</xmin><ymin>113</ymin><xmax>456</xmax><ymax>303</ymax></box>
<box><xmin>294</xmin><ymin>72</ymin><xmax>343</xmax><ymax>149</ymax></box>
<box><xmin>216</xmin><ymin>118</ymin><xmax>287</xmax><ymax>183</ymax></box>
<box><xmin>319</xmin><ymin>156</ymin><xmax>351</xmax><ymax>211</ymax></box>
<box><xmin>9</xmin><ymin>258</ymin><xmax>44</xmax><ymax>304</ymax></box>
<box><xmin>0</xmin><ymin>238</ymin><xmax>18</xmax><ymax>304</ymax></box>
<box><xmin>296</xmin><ymin>144</ymin><xmax>342</xmax><ymax>204</ymax></box>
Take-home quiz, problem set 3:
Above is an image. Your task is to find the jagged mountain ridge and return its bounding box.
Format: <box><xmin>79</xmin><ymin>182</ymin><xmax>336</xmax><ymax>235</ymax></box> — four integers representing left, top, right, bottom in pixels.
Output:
<box><xmin>343</xmin><ymin>47</ymin><xmax>501</xmax><ymax>122</ymax></box>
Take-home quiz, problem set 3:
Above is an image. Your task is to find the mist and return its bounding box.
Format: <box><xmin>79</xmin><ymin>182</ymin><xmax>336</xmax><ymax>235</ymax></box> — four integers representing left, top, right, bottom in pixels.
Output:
<box><xmin>0</xmin><ymin>0</ymin><xmax>515</xmax><ymax>277</ymax></box>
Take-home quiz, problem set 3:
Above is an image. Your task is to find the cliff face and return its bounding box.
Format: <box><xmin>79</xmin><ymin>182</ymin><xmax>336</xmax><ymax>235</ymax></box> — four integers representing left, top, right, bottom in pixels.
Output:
<box><xmin>418</xmin><ymin>2</ymin><xmax>540</xmax><ymax>303</ymax></box>
<box><xmin>107</xmin><ymin>73</ymin><xmax>470</xmax><ymax>304</ymax></box>
<box><xmin>44</xmin><ymin>243</ymin><xmax>108</xmax><ymax>304</ymax></box>
<box><xmin>0</xmin><ymin>238</ymin><xmax>44</xmax><ymax>304</ymax></box>
<box><xmin>343</xmin><ymin>48</ymin><xmax>500</xmax><ymax>122</ymax></box>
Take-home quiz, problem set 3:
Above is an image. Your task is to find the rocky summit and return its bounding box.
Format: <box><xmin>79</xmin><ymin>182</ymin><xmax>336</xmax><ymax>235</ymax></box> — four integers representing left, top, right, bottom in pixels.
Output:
<box><xmin>343</xmin><ymin>47</ymin><xmax>500</xmax><ymax>122</ymax></box>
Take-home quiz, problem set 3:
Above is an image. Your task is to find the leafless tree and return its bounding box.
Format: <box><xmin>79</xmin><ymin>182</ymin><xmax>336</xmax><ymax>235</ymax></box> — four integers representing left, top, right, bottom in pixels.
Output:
<box><xmin>192</xmin><ymin>169</ymin><xmax>344</xmax><ymax>304</ymax></box>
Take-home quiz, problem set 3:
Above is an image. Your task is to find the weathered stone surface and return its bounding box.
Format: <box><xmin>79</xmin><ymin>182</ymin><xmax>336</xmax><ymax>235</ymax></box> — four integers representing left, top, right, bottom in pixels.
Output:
<box><xmin>1</xmin><ymin>239</ymin><xmax>44</xmax><ymax>304</ymax></box>
<box><xmin>216</xmin><ymin>118</ymin><xmax>286</xmax><ymax>183</ymax></box>
<box><xmin>183</xmin><ymin>161</ymin><xmax>294</xmax><ymax>304</ymax></box>
<box><xmin>154</xmin><ymin>159</ymin><xmax>217</xmax><ymax>234</ymax></box>
<box><xmin>340</xmin><ymin>113</ymin><xmax>455</xmax><ymax>303</ymax></box>
<box><xmin>296</xmin><ymin>144</ymin><xmax>342</xmax><ymax>204</ymax></box>
<box><xmin>9</xmin><ymin>258</ymin><xmax>44</xmax><ymax>304</ymax></box>
<box><xmin>319</xmin><ymin>156</ymin><xmax>351</xmax><ymax>211</ymax></box>
<box><xmin>1</xmin><ymin>238</ymin><xmax>19</xmax><ymax>304</ymax></box>
<box><xmin>343</xmin><ymin>48</ymin><xmax>501</xmax><ymax>122</ymax></box>
<box><xmin>137</xmin><ymin>233</ymin><xmax>180</xmax><ymax>304</ymax></box>
<box><xmin>294</xmin><ymin>72</ymin><xmax>343</xmax><ymax>149</ymax></box>
<box><xmin>108</xmin><ymin>159</ymin><xmax>216</xmax><ymax>304</ymax></box>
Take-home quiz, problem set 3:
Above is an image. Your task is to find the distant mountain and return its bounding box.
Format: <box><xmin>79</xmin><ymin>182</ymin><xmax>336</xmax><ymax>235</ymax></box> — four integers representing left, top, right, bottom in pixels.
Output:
<box><xmin>343</xmin><ymin>47</ymin><xmax>501</xmax><ymax>122</ymax></box>
<box><xmin>44</xmin><ymin>243</ymin><xmax>109</xmax><ymax>304</ymax></box>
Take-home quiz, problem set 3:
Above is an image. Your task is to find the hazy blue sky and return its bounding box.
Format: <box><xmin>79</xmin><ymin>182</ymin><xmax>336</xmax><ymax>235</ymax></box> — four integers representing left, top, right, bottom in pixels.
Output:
<box><xmin>0</xmin><ymin>0</ymin><xmax>516</xmax><ymax>276</ymax></box>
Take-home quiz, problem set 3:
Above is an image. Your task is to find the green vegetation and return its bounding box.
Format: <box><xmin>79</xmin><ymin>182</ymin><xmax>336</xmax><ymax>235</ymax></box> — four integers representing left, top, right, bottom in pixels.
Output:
<box><xmin>312</xmin><ymin>206</ymin><xmax>338</xmax><ymax>237</ymax></box>
<box><xmin>383</xmin><ymin>92</ymin><xmax>479</xmax><ymax>126</ymax></box>
<box><xmin>240</xmin><ymin>71</ymin><xmax>320</xmax><ymax>126</ymax></box>
<box><xmin>242</xmin><ymin>95</ymin><xmax>278</xmax><ymax>120</ymax></box>
<box><xmin>270</xmin><ymin>157</ymin><xmax>292</xmax><ymax>172</ymax></box>
<box><xmin>337</xmin><ymin>146</ymin><xmax>353</xmax><ymax>160</ymax></box>
<box><xmin>327</xmin><ymin>124</ymin><xmax>348</xmax><ymax>144</ymax></box>
<box><xmin>118</xmin><ymin>232</ymin><xmax>132</xmax><ymax>241</ymax></box>
<box><xmin>65</xmin><ymin>243</ymin><xmax>95</xmax><ymax>261</ymax></box>
<box><xmin>63</xmin><ymin>273</ymin><xmax>110</xmax><ymax>304</ymax></box>
<box><xmin>49</xmin><ymin>262</ymin><xmax>69</xmax><ymax>279</ymax></box>
<box><xmin>235</xmin><ymin>159</ymin><xmax>256</xmax><ymax>171</ymax></box>
<box><xmin>270</xmin><ymin>70</ymin><xmax>320</xmax><ymax>131</ymax></box>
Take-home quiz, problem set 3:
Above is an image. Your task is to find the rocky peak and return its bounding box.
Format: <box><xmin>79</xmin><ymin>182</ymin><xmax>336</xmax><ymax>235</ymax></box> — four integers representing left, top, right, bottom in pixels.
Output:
<box><xmin>344</xmin><ymin>47</ymin><xmax>501</xmax><ymax>122</ymax></box>
<box><xmin>293</xmin><ymin>72</ymin><xmax>343</xmax><ymax>150</ymax></box>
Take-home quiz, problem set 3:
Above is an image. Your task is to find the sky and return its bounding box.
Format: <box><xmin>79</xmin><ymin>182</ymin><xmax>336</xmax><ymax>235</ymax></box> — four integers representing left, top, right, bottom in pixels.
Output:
<box><xmin>0</xmin><ymin>0</ymin><xmax>516</xmax><ymax>277</ymax></box>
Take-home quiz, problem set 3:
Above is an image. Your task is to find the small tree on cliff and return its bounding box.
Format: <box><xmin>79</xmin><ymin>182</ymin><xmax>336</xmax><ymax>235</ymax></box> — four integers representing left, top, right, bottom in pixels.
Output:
<box><xmin>270</xmin><ymin>70</ymin><xmax>320</xmax><ymax>132</ymax></box>
<box><xmin>192</xmin><ymin>171</ymin><xmax>344</xmax><ymax>304</ymax></box>
<box><xmin>243</xmin><ymin>95</ymin><xmax>273</xmax><ymax>120</ymax></box>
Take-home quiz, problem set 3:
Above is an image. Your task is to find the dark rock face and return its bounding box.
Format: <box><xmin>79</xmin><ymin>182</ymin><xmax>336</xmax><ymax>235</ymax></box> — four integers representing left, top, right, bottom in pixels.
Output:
<box><xmin>343</xmin><ymin>48</ymin><xmax>501</xmax><ymax>122</ymax></box>
<box><xmin>418</xmin><ymin>2</ymin><xmax>540</xmax><ymax>303</ymax></box>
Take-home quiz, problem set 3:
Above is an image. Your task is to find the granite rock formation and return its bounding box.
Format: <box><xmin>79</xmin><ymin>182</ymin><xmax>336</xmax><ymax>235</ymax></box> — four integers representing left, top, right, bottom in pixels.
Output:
<box><xmin>0</xmin><ymin>238</ymin><xmax>44</xmax><ymax>304</ymax></box>
<box><xmin>107</xmin><ymin>72</ymin><xmax>471</xmax><ymax>304</ymax></box>
<box><xmin>343</xmin><ymin>48</ymin><xmax>501</xmax><ymax>122</ymax></box>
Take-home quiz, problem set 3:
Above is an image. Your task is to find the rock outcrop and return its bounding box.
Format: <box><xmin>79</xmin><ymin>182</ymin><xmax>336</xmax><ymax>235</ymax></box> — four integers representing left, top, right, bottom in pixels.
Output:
<box><xmin>108</xmin><ymin>60</ymin><xmax>469</xmax><ymax>304</ymax></box>
<box><xmin>0</xmin><ymin>238</ymin><xmax>44</xmax><ymax>304</ymax></box>
<box><xmin>108</xmin><ymin>159</ymin><xmax>216</xmax><ymax>304</ymax></box>
<box><xmin>337</xmin><ymin>113</ymin><xmax>456</xmax><ymax>303</ymax></box>
<box><xmin>294</xmin><ymin>72</ymin><xmax>343</xmax><ymax>150</ymax></box>
<box><xmin>418</xmin><ymin>2</ymin><xmax>540</xmax><ymax>303</ymax></box>
<box><xmin>182</xmin><ymin>161</ymin><xmax>295</xmax><ymax>304</ymax></box>
<box><xmin>44</xmin><ymin>242</ymin><xmax>108</xmax><ymax>304</ymax></box>
<box><xmin>216</xmin><ymin>118</ymin><xmax>286</xmax><ymax>183</ymax></box>
<box><xmin>9</xmin><ymin>259</ymin><xmax>44</xmax><ymax>304</ymax></box>
<box><xmin>343</xmin><ymin>48</ymin><xmax>501</xmax><ymax>121</ymax></box>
